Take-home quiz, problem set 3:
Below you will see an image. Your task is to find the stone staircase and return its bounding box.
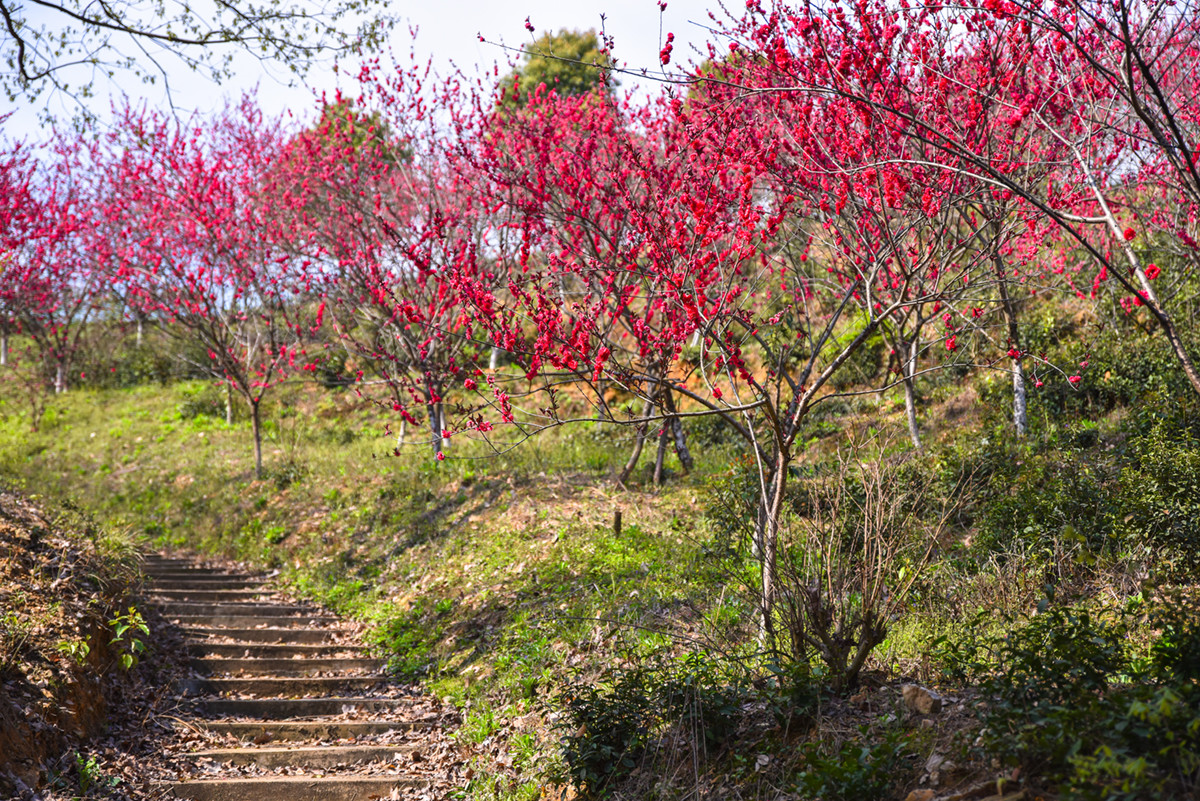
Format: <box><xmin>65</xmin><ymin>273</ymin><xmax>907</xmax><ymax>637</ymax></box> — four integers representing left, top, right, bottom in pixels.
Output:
<box><xmin>142</xmin><ymin>554</ymin><xmax>450</xmax><ymax>800</ymax></box>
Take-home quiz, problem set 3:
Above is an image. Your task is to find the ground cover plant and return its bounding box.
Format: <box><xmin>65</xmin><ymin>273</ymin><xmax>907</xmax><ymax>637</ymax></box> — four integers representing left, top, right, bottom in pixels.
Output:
<box><xmin>3</xmin><ymin>0</ymin><xmax>1200</xmax><ymax>797</ymax></box>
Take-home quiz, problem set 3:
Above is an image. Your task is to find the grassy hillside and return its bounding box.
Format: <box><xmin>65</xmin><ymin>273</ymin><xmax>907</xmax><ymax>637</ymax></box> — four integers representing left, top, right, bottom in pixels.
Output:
<box><xmin>3</xmin><ymin>320</ymin><xmax>1200</xmax><ymax>800</ymax></box>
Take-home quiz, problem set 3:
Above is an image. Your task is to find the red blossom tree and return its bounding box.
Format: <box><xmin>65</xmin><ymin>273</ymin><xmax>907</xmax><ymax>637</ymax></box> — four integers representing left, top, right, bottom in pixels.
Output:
<box><xmin>267</xmin><ymin>68</ymin><xmax>502</xmax><ymax>456</ymax></box>
<box><xmin>101</xmin><ymin>98</ymin><xmax>321</xmax><ymax>478</ymax></box>
<box><xmin>0</xmin><ymin>131</ymin><xmax>107</xmax><ymax>413</ymax></box>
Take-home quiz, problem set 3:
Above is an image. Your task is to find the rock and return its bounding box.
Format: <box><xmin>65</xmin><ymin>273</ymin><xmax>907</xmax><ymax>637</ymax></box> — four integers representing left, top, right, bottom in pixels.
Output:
<box><xmin>923</xmin><ymin>752</ymin><xmax>958</xmax><ymax>787</ymax></box>
<box><xmin>902</xmin><ymin>684</ymin><xmax>944</xmax><ymax>715</ymax></box>
<box><xmin>903</xmin><ymin>791</ymin><xmax>936</xmax><ymax>801</ymax></box>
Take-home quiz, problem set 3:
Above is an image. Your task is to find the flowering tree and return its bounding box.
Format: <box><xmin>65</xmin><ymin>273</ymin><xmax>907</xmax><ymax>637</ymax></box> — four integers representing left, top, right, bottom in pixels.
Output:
<box><xmin>0</xmin><ymin>132</ymin><xmax>106</xmax><ymax>405</ymax></box>
<box><xmin>268</xmin><ymin>70</ymin><xmax>502</xmax><ymax>456</ymax></box>
<box><xmin>101</xmin><ymin>98</ymin><xmax>319</xmax><ymax>477</ymax></box>
<box><xmin>0</xmin><ymin>132</ymin><xmax>35</xmax><ymax>367</ymax></box>
<box><xmin>709</xmin><ymin>0</ymin><xmax>1200</xmax><ymax>399</ymax></box>
<box><xmin>414</xmin><ymin>47</ymin><xmax>1006</xmax><ymax>668</ymax></box>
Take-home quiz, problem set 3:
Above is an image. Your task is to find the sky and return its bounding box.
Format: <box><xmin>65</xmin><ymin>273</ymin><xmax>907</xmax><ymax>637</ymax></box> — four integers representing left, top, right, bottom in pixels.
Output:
<box><xmin>1</xmin><ymin>0</ymin><xmax>726</xmax><ymax>143</ymax></box>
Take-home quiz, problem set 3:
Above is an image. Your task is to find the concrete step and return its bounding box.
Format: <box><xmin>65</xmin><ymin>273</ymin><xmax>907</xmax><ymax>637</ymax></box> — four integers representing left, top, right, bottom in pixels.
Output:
<box><xmin>188</xmin><ymin>642</ymin><xmax>368</xmax><ymax>658</ymax></box>
<box><xmin>193</xmin><ymin>720</ymin><xmax>433</xmax><ymax>741</ymax></box>
<box><xmin>151</xmin><ymin>579</ymin><xmax>271</xmax><ymax>590</ymax></box>
<box><xmin>168</xmin><ymin>615</ymin><xmax>342</xmax><ymax>628</ymax></box>
<box><xmin>156</xmin><ymin>602</ymin><xmax>317</xmax><ymax>616</ymax></box>
<box><xmin>179</xmin><ymin>627</ymin><xmax>344</xmax><ymax>644</ymax></box>
<box><xmin>161</xmin><ymin>775</ymin><xmax>424</xmax><ymax>801</ymax></box>
<box><xmin>144</xmin><ymin>566</ymin><xmax>250</xmax><ymax>576</ymax></box>
<box><xmin>180</xmin><ymin>676</ymin><xmax>390</xmax><ymax>696</ymax></box>
<box><xmin>150</xmin><ymin>589</ymin><xmax>278</xmax><ymax>602</ymax></box>
<box><xmin>198</xmin><ymin>697</ymin><xmax>414</xmax><ymax>719</ymax></box>
<box><xmin>180</xmin><ymin>744</ymin><xmax>414</xmax><ymax>769</ymax></box>
<box><xmin>191</xmin><ymin>658</ymin><xmax>385</xmax><ymax>677</ymax></box>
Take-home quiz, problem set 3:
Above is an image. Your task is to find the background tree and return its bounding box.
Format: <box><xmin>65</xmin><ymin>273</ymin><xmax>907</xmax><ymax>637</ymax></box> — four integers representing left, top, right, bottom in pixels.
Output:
<box><xmin>499</xmin><ymin>28</ymin><xmax>617</xmax><ymax>109</ymax></box>
<box><xmin>103</xmin><ymin>98</ymin><xmax>319</xmax><ymax>477</ymax></box>
<box><xmin>270</xmin><ymin>74</ymin><xmax>500</xmax><ymax>456</ymax></box>
<box><xmin>0</xmin><ymin>132</ymin><xmax>105</xmax><ymax>403</ymax></box>
<box><xmin>0</xmin><ymin>0</ymin><xmax>395</xmax><ymax>113</ymax></box>
<box><xmin>0</xmin><ymin>132</ymin><xmax>34</xmax><ymax>367</ymax></box>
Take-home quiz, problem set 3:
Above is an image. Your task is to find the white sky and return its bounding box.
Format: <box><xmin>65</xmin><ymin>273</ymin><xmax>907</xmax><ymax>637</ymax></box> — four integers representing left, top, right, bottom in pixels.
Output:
<box><xmin>2</xmin><ymin>0</ymin><xmax>725</xmax><ymax>143</ymax></box>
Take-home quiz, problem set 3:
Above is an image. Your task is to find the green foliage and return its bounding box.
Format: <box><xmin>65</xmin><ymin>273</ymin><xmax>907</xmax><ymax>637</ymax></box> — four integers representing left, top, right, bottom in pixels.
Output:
<box><xmin>0</xmin><ymin>608</ymin><xmax>33</xmax><ymax>675</ymax></box>
<box><xmin>794</xmin><ymin>727</ymin><xmax>913</xmax><ymax>801</ymax></box>
<box><xmin>968</xmin><ymin>393</ymin><xmax>1200</xmax><ymax>580</ymax></box>
<box><xmin>1114</xmin><ymin>397</ymin><xmax>1200</xmax><ymax>578</ymax></box>
<box><xmin>366</xmin><ymin>600</ymin><xmax>447</xmax><ymax>679</ymax></box>
<box><xmin>74</xmin><ymin>751</ymin><xmax>102</xmax><ymax>794</ymax></box>
<box><xmin>500</xmin><ymin>29</ymin><xmax>615</xmax><ymax>109</ymax></box>
<box><xmin>557</xmin><ymin>651</ymin><xmax>752</xmax><ymax>794</ymax></box>
<box><xmin>829</xmin><ymin>312</ymin><xmax>885</xmax><ymax>391</ymax></box>
<box><xmin>969</xmin><ymin>597</ymin><xmax>1200</xmax><ymax>800</ymax></box>
<box><xmin>1017</xmin><ymin>318</ymin><xmax>1200</xmax><ymax>417</ymax></box>
<box><xmin>56</xmin><ymin>636</ymin><xmax>91</xmax><ymax>665</ymax></box>
<box><xmin>973</xmin><ymin>440</ymin><xmax>1118</xmax><ymax>561</ymax></box>
<box><xmin>108</xmin><ymin>606</ymin><xmax>148</xmax><ymax>670</ymax></box>
<box><xmin>317</xmin><ymin>352</ymin><xmax>353</xmax><ymax>389</ymax></box>
<box><xmin>177</xmin><ymin>383</ymin><xmax>228</xmax><ymax>421</ymax></box>
<box><xmin>311</xmin><ymin>98</ymin><xmax>405</xmax><ymax>163</ymax></box>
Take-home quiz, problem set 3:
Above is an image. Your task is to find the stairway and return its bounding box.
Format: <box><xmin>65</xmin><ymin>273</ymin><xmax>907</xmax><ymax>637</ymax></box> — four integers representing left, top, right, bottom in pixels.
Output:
<box><xmin>142</xmin><ymin>554</ymin><xmax>448</xmax><ymax>801</ymax></box>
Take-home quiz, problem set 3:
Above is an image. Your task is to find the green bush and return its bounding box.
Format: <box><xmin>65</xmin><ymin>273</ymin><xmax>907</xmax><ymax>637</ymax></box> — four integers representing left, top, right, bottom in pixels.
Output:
<box><xmin>557</xmin><ymin>651</ymin><xmax>755</xmax><ymax>794</ymax></box>
<box><xmin>794</xmin><ymin>727</ymin><xmax>912</xmax><ymax>801</ymax></box>
<box><xmin>1115</xmin><ymin>398</ymin><xmax>1200</xmax><ymax>578</ymax></box>
<box><xmin>1021</xmin><ymin>323</ymin><xmax>1199</xmax><ymax>417</ymax></box>
<box><xmin>178</xmin><ymin>384</ymin><xmax>228</xmax><ymax>421</ymax></box>
<box><xmin>973</xmin><ymin>444</ymin><xmax>1119</xmax><ymax>562</ymax></box>
<box><xmin>967</xmin><ymin>393</ymin><xmax>1200</xmax><ymax>580</ymax></box>
<box><xmin>972</xmin><ymin>598</ymin><xmax>1200</xmax><ymax>800</ymax></box>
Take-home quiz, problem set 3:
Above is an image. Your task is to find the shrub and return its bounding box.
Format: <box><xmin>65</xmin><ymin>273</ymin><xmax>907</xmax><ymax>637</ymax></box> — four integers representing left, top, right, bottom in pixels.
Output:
<box><xmin>972</xmin><ymin>597</ymin><xmax>1200</xmax><ymax>800</ymax></box>
<box><xmin>973</xmin><ymin>444</ymin><xmax>1119</xmax><ymax>563</ymax></box>
<box><xmin>794</xmin><ymin>727</ymin><xmax>913</xmax><ymax>801</ymax></box>
<box><xmin>556</xmin><ymin>651</ymin><xmax>754</xmax><ymax>794</ymax></box>
<box><xmin>1115</xmin><ymin>398</ymin><xmax>1200</xmax><ymax>578</ymax></box>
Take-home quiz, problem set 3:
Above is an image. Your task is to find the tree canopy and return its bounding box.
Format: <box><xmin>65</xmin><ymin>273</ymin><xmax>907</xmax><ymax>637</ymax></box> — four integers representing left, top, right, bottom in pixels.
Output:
<box><xmin>499</xmin><ymin>28</ymin><xmax>616</xmax><ymax>109</ymax></box>
<box><xmin>0</xmin><ymin>0</ymin><xmax>394</xmax><ymax>113</ymax></box>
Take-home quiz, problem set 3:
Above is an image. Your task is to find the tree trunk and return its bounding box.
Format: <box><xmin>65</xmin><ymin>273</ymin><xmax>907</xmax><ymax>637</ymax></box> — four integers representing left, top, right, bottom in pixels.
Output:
<box><xmin>666</xmin><ymin>394</ymin><xmax>694</xmax><ymax>473</ymax></box>
<box><xmin>54</xmin><ymin>363</ymin><xmax>65</xmax><ymax>394</ymax></box>
<box><xmin>440</xmin><ymin>404</ymin><xmax>450</xmax><ymax>450</ymax></box>
<box><xmin>1012</xmin><ymin>359</ymin><xmax>1028</xmax><ymax>438</ymax></box>
<box><xmin>901</xmin><ymin>339</ymin><xmax>922</xmax><ymax>452</ymax></box>
<box><xmin>136</xmin><ymin>317</ymin><xmax>144</xmax><ymax>348</ymax></box>
<box><xmin>994</xmin><ymin>249</ymin><xmax>1028</xmax><ymax>437</ymax></box>
<box><xmin>225</xmin><ymin>383</ymin><xmax>234</xmax><ymax>426</ymax></box>
<box><xmin>618</xmin><ymin>398</ymin><xmax>655</xmax><ymax>484</ymax></box>
<box><xmin>0</xmin><ymin>331</ymin><xmax>7</xmax><ymax>366</ymax></box>
<box><xmin>756</xmin><ymin>451</ymin><xmax>789</xmax><ymax>650</ymax></box>
<box><xmin>489</xmin><ymin>346</ymin><xmax>500</xmax><ymax>371</ymax></box>
<box><xmin>653</xmin><ymin>423</ymin><xmax>669</xmax><ymax>486</ymax></box>
<box><xmin>993</xmin><ymin>225</ymin><xmax>1032</xmax><ymax>438</ymax></box>
<box><xmin>429</xmin><ymin>403</ymin><xmax>443</xmax><ymax>456</ymax></box>
<box><xmin>251</xmin><ymin>400</ymin><xmax>263</xmax><ymax>480</ymax></box>
<box><xmin>397</xmin><ymin>418</ymin><xmax>406</xmax><ymax>446</ymax></box>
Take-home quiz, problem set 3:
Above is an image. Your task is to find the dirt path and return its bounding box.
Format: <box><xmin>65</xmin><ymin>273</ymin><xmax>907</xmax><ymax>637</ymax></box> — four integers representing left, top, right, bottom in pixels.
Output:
<box><xmin>141</xmin><ymin>554</ymin><xmax>462</xmax><ymax>800</ymax></box>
